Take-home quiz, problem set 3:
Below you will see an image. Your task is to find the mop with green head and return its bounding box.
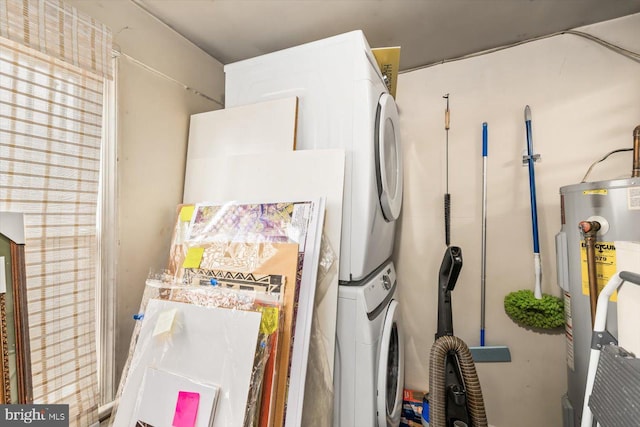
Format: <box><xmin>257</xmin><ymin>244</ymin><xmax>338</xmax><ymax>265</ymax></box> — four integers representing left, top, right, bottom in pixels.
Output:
<box><xmin>504</xmin><ymin>106</ymin><xmax>564</xmax><ymax>330</ymax></box>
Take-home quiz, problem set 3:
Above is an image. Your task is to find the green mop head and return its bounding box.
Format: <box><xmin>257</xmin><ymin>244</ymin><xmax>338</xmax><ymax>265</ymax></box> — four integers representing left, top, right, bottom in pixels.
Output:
<box><xmin>504</xmin><ymin>290</ymin><xmax>564</xmax><ymax>330</ymax></box>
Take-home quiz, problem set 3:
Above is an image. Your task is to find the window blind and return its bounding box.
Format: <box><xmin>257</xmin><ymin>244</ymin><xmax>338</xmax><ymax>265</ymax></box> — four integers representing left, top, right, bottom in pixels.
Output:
<box><xmin>0</xmin><ymin>0</ymin><xmax>112</xmax><ymax>79</ymax></box>
<box><xmin>0</xmin><ymin>36</ymin><xmax>102</xmax><ymax>426</ymax></box>
<box><xmin>0</xmin><ymin>1</ymin><xmax>112</xmax><ymax>425</ymax></box>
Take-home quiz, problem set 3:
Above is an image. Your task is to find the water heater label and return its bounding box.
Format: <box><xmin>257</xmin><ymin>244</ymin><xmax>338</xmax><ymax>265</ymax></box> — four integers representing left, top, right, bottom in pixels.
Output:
<box><xmin>580</xmin><ymin>241</ymin><xmax>617</xmax><ymax>302</ymax></box>
<box><xmin>628</xmin><ymin>186</ymin><xmax>640</xmax><ymax>210</ymax></box>
<box><xmin>582</xmin><ymin>189</ymin><xmax>607</xmax><ymax>195</ymax></box>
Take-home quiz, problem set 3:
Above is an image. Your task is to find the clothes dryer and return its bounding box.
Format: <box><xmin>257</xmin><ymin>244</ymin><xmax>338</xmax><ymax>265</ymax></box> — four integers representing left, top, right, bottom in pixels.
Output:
<box><xmin>333</xmin><ymin>260</ymin><xmax>405</xmax><ymax>426</ymax></box>
<box><xmin>224</xmin><ymin>31</ymin><xmax>403</xmax><ymax>282</ymax></box>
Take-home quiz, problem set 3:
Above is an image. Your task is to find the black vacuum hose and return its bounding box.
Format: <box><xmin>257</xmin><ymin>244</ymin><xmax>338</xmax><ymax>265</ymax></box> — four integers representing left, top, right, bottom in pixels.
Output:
<box><xmin>429</xmin><ymin>335</ymin><xmax>487</xmax><ymax>427</ymax></box>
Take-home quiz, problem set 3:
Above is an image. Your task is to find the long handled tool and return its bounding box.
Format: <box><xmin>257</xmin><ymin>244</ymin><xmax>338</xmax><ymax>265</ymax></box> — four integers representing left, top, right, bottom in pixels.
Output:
<box><xmin>470</xmin><ymin>123</ymin><xmax>511</xmax><ymax>363</ymax></box>
<box><xmin>524</xmin><ymin>106</ymin><xmax>542</xmax><ymax>299</ymax></box>
<box><xmin>431</xmin><ymin>246</ymin><xmax>488</xmax><ymax>427</ymax></box>
<box><xmin>480</xmin><ymin>123</ymin><xmax>489</xmax><ymax>347</ymax></box>
<box><xmin>503</xmin><ymin>108</ymin><xmax>563</xmax><ymax>329</ymax></box>
<box><xmin>443</xmin><ymin>94</ymin><xmax>451</xmax><ymax>246</ymax></box>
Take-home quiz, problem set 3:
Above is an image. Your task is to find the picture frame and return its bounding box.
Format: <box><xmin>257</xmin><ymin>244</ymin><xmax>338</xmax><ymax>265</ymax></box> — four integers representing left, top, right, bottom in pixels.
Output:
<box><xmin>0</xmin><ymin>212</ymin><xmax>32</xmax><ymax>404</ymax></box>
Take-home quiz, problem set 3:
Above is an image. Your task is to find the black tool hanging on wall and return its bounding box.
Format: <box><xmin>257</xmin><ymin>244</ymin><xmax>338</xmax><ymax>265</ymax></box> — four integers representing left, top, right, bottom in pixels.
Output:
<box><xmin>435</xmin><ymin>247</ymin><xmax>470</xmax><ymax>426</ymax></box>
<box><xmin>430</xmin><ymin>246</ymin><xmax>488</xmax><ymax>427</ymax></box>
<box><xmin>443</xmin><ymin>94</ymin><xmax>451</xmax><ymax>246</ymax></box>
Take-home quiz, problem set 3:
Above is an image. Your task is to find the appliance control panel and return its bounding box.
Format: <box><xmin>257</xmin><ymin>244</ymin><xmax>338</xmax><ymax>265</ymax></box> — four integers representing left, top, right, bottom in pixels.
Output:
<box><xmin>363</xmin><ymin>263</ymin><xmax>396</xmax><ymax>313</ymax></box>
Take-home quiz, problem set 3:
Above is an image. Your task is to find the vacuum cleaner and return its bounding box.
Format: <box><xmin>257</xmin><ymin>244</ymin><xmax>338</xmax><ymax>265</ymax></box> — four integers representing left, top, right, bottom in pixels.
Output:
<box><xmin>429</xmin><ymin>246</ymin><xmax>487</xmax><ymax>427</ymax></box>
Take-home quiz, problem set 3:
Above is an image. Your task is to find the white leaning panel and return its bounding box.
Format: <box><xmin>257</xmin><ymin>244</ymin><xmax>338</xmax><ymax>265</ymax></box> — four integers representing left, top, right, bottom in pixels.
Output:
<box><xmin>183</xmin><ymin>97</ymin><xmax>297</xmax><ymax>203</ymax></box>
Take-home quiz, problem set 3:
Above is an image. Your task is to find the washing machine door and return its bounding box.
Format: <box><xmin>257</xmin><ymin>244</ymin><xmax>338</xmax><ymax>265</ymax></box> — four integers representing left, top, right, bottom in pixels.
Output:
<box><xmin>377</xmin><ymin>299</ymin><xmax>404</xmax><ymax>427</ymax></box>
<box><xmin>375</xmin><ymin>93</ymin><xmax>403</xmax><ymax>222</ymax></box>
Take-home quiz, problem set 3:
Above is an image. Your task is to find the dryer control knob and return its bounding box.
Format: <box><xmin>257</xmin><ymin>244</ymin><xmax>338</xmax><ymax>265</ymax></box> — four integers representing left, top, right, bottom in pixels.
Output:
<box><xmin>382</xmin><ymin>274</ymin><xmax>392</xmax><ymax>290</ymax></box>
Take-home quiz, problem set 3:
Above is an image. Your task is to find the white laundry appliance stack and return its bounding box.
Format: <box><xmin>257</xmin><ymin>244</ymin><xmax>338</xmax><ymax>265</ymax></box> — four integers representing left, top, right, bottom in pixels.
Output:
<box><xmin>224</xmin><ymin>30</ymin><xmax>405</xmax><ymax>427</ymax></box>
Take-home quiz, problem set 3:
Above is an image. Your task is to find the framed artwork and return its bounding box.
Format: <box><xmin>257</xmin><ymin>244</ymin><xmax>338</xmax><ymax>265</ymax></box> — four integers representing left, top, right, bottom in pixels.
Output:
<box><xmin>0</xmin><ymin>212</ymin><xmax>32</xmax><ymax>404</ymax></box>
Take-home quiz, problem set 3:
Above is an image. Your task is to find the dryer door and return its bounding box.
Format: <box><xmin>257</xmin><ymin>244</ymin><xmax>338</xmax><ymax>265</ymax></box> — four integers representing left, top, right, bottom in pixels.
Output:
<box><xmin>375</xmin><ymin>93</ymin><xmax>403</xmax><ymax>222</ymax></box>
<box><xmin>377</xmin><ymin>299</ymin><xmax>404</xmax><ymax>427</ymax></box>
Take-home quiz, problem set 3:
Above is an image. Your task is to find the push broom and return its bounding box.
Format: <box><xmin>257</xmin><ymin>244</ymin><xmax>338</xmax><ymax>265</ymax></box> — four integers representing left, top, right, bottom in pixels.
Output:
<box><xmin>470</xmin><ymin>123</ymin><xmax>511</xmax><ymax>363</ymax></box>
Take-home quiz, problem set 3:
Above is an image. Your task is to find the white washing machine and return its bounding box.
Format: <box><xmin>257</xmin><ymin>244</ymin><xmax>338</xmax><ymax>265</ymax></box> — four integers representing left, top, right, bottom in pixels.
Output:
<box><xmin>224</xmin><ymin>30</ymin><xmax>403</xmax><ymax>282</ymax></box>
<box><xmin>334</xmin><ymin>260</ymin><xmax>404</xmax><ymax>426</ymax></box>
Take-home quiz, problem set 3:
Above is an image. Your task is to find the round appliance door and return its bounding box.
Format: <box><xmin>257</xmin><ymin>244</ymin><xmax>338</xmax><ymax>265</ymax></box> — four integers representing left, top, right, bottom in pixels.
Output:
<box><xmin>375</xmin><ymin>93</ymin><xmax>403</xmax><ymax>222</ymax></box>
<box><xmin>377</xmin><ymin>299</ymin><xmax>404</xmax><ymax>427</ymax></box>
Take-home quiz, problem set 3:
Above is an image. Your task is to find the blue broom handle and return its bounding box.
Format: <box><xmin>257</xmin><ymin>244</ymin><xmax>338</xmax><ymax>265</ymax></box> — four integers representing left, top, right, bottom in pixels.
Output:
<box><xmin>525</xmin><ymin>107</ymin><xmax>540</xmax><ymax>254</ymax></box>
<box><xmin>483</xmin><ymin>124</ymin><xmax>488</xmax><ymax>157</ymax></box>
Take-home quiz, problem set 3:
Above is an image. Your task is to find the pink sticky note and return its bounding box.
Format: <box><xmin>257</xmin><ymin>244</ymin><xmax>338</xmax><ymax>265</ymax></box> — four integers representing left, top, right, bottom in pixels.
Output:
<box><xmin>172</xmin><ymin>391</ymin><xmax>200</xmax><ymax>427</ymax></box>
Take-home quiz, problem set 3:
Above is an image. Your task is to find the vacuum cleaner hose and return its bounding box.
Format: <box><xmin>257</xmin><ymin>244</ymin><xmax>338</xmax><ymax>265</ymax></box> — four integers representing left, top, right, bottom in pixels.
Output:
<box><xmin>429</xmin><ymin>335</ymin><xmax>488</xmax><ymax>427</ymax></box>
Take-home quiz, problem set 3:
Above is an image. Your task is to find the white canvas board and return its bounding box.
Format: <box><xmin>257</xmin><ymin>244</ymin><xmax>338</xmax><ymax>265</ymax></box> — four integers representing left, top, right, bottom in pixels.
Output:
<box><xmin>183</xmin><ymin>97</ymin><xmax>297</xmax><ymax>203</ymax></box>
<box><xmin>133</xmin><ymin>367</ymin><xmax>220</xmax><ymax>427</ymax></box>
<box><xmin>189</xmin><ymin>150</ymin><xmax>344</xmax><ymax>426</ymax></box>
<box><xmin>113</xmin><ymin>299</ymin><xmax>261</xmax><ymax>427</ymax></box>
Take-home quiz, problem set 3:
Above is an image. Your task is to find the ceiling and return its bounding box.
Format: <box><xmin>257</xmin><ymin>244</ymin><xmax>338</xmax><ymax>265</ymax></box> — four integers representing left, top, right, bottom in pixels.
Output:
<box><xmin>131</xmin><ymin>0</ymin><xmax>640</xmax><ymax>72</ymax></box>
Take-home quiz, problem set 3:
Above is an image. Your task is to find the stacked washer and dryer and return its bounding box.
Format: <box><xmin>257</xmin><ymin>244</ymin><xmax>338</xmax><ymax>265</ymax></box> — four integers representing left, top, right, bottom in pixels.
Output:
<box><xmin>224</xmin><ymin>31</ymin><xmax>405</xmax><ymax>426</ymax></box>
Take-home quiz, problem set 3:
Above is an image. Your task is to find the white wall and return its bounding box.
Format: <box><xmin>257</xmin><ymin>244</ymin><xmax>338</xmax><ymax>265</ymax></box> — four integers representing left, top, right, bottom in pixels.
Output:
<box><xmin>395</xmin><ymin>13</ymin><xmax>640</xmax><ymax>427</ymax></box>
<box><xmin>67</xmin><ymin>1</ymin><xmax>225</xmax><ymax>387</ymax></box>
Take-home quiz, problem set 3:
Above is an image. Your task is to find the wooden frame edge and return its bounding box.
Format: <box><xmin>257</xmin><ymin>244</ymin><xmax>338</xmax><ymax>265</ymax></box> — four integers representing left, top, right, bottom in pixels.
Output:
<box><xmin>11</xmin><ymin>242</ymin><xmax>32</xmax><ymax>404</ymax></box>
<box><xmin>0</xmin><ymin>293</ymin><xmax>9</xmax><ymax>403</ymax></box>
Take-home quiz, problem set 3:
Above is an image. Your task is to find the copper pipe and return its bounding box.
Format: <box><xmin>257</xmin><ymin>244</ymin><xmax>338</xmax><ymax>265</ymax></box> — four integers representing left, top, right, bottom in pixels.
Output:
<box><xmin>633</xmin><ymin>125</ymin><xmax>640</xmax><ymax>178</ymax></box>
<box><xmin>579</xmin><ymin>221</ymin><xmax>601</xmax><ymax>326</ymax></box>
